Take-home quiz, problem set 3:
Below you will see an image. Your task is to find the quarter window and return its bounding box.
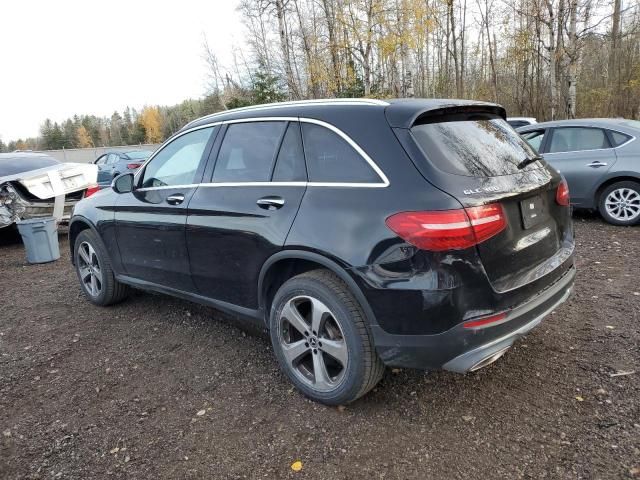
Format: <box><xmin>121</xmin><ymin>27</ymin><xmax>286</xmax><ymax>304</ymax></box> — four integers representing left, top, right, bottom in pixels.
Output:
<box><xmin>141</xmin><ymin>127</ymin><xmax>214</xmax><ymax>188</ymax></box>
<box><xmin>609</xmin><ymin>130</ymin><xmax>632</xmax><ymax>147</ymax></box>
<box><xmin>272</xmin><ymin>123</ymin><xmax>306</xmax><ymax>182</ymax></box>
<box><xmin>549</xmin><ymin>127</ymin><xmax>609</xmax><ymax>153</ymax></box>
<box><xmin>213</xmin><ymin>122</ymin><xmax>286</xmax><ymax>182</ymax></box>
<box><xmin>301</xmin><ymin>123</ymin><xmax>380</xmax><ymax>183</ymax></box>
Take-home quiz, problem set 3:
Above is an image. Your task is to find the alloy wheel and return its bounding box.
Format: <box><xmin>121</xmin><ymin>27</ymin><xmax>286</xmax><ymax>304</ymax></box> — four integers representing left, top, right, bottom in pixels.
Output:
<box><xmin>605</xmin><ymin>187</ymin><xmax>640</xmax><ymax>222</ymax></box>
<box><xmin>278</xmin><ymin>295</ymin><xmax>349</xmax><ymax>392</ymax></box>
<box><xmin>77</xmin><ymin>241</ymin><xmax>103</xmax><ymax>298</ymax></box>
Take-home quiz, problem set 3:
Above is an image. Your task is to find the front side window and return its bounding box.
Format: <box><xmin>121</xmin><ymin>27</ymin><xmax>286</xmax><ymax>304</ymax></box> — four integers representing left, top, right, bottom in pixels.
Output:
<box><xmin>301</xmin><ymin>123</ymin><xmax>380</xmax><ymax>183</ymax></box>
<box><xmin>141</xmin><ymin>127</ymin><xmax>213</xmax><ymax>188</ymax></box>
<box><xmin>521</xmin><ymin>130</ymin><xmax>546</xmax><ymax>152</ymax></box>
<box><xmin>410</xmin><ymin>113</ymin><xmax>540</xmax><ymax>177</ymax></box>
<box><xmin>548</xmin><ymin>127</ymin><xmax>609</xmax><ymax>153</ymax></box>
<box><xmin>213</xmin><ymin>122</ymin><xmax>286</xmax><ymax>182</ymax></box>
<box><xmin>106</xmin><ymin>153</ymin><xmax>119</xmax><ymax>165</ymax></box>
<box><xmin>95</xmin><ymin>155</ymin><xmax>107</xmax><ymax>165</ymax></box>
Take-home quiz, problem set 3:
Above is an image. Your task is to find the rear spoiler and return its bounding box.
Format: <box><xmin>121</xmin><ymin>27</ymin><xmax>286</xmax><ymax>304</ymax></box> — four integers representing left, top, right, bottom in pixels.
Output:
<box><xmin>385</xmin><ymin>100</ymin><xmax>506</xmax><ymax>129</ymax></box>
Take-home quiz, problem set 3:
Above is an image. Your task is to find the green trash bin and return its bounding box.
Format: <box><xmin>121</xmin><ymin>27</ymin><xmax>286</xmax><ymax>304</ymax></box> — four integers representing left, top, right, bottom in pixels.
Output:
<box><xmin>16</xmin><ymin>217</ymin><xmax>60</xmax><ymax>264</ymax></box>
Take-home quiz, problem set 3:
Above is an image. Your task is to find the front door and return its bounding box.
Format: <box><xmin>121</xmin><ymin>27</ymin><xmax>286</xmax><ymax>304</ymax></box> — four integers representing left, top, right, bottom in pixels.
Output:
<box><xmin>114</xmin><ymin>126</ymin><xmax>217</xmax><ymax>291</ymax></box>
<box><xmin>543</xmin><ymin>127</ymin><xmax>617</xmax><ymax>206</ymax></box>
<box><xmin>187</xmin><ymin>120</ymin><xmax>307</xmax><ymax>308</ymax></box>
<box><xmin>95</xmin><ymin>154</ymin><xmax>111</xmax><ymax>185</ymax></box>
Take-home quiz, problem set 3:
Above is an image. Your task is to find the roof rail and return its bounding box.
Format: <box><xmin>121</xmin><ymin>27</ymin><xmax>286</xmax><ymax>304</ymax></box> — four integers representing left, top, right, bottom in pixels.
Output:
<box><xmin>184</xmin><ymin>98</ymin><xmax>389</xmax><ymax>129</ymax></box>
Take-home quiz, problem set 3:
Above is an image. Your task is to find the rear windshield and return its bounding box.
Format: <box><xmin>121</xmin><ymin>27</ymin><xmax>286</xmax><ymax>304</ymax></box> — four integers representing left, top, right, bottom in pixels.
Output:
<box><xmin>410</xmin><ymin>113</ymin><xmax>540</xmax><ymax>177</ymax></box>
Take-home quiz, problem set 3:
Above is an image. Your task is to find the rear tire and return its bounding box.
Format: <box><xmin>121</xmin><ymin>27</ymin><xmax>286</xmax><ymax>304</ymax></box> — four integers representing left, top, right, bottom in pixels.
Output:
<box><xmin>269</xmin><ymin>269</ymin><xmax>384</xmax><ymax>405</ymax></box>
<box><xmin>598</xmin><ymin>181</ymin><xmax>640</xmax><ymax>226</ymax></box>
<box><xmin>74</xmin><ymin>229</ymin><xmax>129</xmax><ymax>306</ymax></box>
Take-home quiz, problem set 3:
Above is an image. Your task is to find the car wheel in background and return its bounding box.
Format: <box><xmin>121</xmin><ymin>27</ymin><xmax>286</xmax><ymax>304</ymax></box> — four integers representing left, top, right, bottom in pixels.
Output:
<box><xmin>74</xmin><ymin>229</ymin><xmax>129</xmax><ymax>306</ymax></box>
<box><xmin>598</xmin><ymin>181</ymin><xmax>640</xmax><ymax>226</ymax></box>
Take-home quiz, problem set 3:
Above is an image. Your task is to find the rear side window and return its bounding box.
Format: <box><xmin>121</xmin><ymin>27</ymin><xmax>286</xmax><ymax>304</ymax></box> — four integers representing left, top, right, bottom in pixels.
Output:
<box><xmin>410</xmin><ymin>113</ymin><xmax>539</xmax><ymax>177</ymax></box>
<box><xmin>213</xmin><ymin>122</ymin><xmax>286</xmax><ymax>182</ymax></box>
<box><xmin>272</xmin><ymin>123</ymin><xmax>306</xmax><ymax>182</ymax></box>
<box><xmin>548</xmin><ymin>127</ymin><xmax>609</xmax><ymax>153</ymax></box>
<box><xmin>301</xmin><ymin>123</ymin><xmax>380</xmax><ymax>183</ymax></box>
<box><xmin>609</xmin><ymin>130</ymin><xmax>632</xmax><ymax>147</ymax></box>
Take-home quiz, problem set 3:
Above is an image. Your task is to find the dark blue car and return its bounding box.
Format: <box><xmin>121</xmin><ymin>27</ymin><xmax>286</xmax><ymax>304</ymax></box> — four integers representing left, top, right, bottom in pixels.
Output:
<box><xmin>94</xmin><ymin>150</ymin><xmax>153</xmax><ymax>186</ymax></box>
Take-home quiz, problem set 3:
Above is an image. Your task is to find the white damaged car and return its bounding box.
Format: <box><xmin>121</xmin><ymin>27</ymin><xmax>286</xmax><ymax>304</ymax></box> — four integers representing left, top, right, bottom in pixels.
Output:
<box><xmin>0</xmin><ymin>152</ymin><xmax>98</xmax><ymax>229</ymax></box>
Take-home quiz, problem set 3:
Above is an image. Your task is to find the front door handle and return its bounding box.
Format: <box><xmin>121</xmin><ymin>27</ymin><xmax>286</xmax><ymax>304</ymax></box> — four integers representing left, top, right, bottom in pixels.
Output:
<box><xmin>587</xmin><ymin>161</ymin><xmax>608</xmax><ymax>168</ymax></box>
<box><xmin>166</xmin><ymin>193</ymin><xmax>185</xmax><ymax>205</ymax></box>
<box><xmin>257</xmin><ymin>196</ymin><xmax>285</xmax><ymax>210</ymax></box>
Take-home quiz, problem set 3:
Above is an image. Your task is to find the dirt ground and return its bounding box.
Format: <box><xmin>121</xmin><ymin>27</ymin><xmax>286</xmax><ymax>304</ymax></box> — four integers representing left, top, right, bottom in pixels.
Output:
<box><xmin>0</xmin><ymin>214</ymin><xmax>638</xmax><ymax>479</ymax></box>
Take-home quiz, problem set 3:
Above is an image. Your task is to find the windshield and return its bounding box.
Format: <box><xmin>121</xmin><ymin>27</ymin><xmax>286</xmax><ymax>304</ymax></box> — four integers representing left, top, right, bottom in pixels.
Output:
<box><xmin>410</xmin><ymin>113</ymin><xmax>541</xmax><ymax>177</ymax></box>
<box><xmin>124</xmin><ymin>150</ymin><xmax>152</xmax><ymax>160</ymax></box>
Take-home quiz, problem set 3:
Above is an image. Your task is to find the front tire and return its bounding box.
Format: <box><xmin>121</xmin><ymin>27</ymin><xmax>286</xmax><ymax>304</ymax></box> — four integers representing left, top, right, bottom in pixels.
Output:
<box><xmin>74</xmin><ymin>229</ymin><xmax>129</xmax><ymax>306</ymax></box>
<box><xmin>598</xmin><ymin>181</ymin><xmax>640</xmax><ymax>226</ymax></box>
<box><xmin>269</xmin><ymin>269</ymin><xmax>384</xmax><ymax>405</ymax></box>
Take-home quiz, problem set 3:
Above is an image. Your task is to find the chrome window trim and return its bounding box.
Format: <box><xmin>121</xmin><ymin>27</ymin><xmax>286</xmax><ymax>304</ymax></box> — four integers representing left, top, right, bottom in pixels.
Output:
<box><xmin>544</xmin><ymin>126</ymin><xmax>636</xmax><ymax>155</ymax></box>
<box><xmin>134</xmin><ymin>116</ymin><xmax>390</xmax><ymax>190</ymax></box>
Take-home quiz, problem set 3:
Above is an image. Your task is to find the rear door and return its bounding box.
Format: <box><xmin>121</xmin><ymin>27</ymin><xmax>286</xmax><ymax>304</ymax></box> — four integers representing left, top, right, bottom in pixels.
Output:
<box><xmin>186</xmin><ymin>120</ymin><xmax>307</xmax><ymax>308</ymax></box>
<box><xmin>404</xmin><ymin>111</ymin><xmax>573</xmax><ymax>292</ymax></box>
<box><xmin>542</xmin><ymin>126</ymin><xmax>617</xmax><ymax>206</ymax></box>
<box><xmin>114</xmin><ymin>126</ymin><xmax>216</xmax><ymax>291</ymax></box>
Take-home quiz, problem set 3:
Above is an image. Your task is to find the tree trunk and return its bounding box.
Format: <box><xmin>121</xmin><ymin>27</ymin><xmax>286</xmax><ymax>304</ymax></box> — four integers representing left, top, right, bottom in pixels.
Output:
<box><xmin>275</xmin><ymin>0</ymin><xmax>299</xmax><ymax>99</ymax></box>
<box><xmin>566</xmin><ymin>0</ymin><xmax>578</xmax><ymax>118</ymax></box>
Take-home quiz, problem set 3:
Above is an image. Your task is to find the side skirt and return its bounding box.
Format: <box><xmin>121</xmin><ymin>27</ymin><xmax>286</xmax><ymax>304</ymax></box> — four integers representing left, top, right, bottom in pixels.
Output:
<box><xmin>115</xmin><ymin>274</ymin><xmax>265</xmax><ymax>325</ymax></box>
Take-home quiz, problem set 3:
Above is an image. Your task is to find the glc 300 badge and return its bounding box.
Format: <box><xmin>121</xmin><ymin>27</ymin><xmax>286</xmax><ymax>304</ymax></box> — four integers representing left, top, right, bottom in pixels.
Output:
<box><xmin>463</xmin><ymin>186</ymin><xmax>501</xmax><ymax>195</ymax></box>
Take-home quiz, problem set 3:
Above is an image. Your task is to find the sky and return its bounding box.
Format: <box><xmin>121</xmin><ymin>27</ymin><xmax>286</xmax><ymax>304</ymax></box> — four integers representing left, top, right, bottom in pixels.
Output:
<box><xmin>0</xmin><ymin>0</ymin><xmax>244</xmax><ymax>142</ymax></box>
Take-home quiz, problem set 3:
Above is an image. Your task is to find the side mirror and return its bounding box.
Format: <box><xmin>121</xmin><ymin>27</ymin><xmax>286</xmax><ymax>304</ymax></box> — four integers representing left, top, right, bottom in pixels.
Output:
<box><xmin>112</xmin><ymin>172</ymin><xmax>134</xmax><ymax>194</ymax></box>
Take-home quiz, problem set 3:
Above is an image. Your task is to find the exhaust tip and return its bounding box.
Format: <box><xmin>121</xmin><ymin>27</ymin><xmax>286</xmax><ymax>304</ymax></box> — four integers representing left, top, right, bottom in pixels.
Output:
<box><xmin>469</xmin><ymin>346</ymin><xmax>511</xmax><ymax>372</ymax></box>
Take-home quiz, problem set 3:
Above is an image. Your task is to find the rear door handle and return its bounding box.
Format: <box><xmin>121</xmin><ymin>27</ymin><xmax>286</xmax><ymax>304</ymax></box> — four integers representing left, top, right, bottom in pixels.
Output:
<box><xmin>166</xmin><ymin>194</ymin><xmax>185</xmax><ymax>205</ymax></box>
<box><xmin>257</xmin><ymin>196</ymin><xmax>285</xmax><ymax>210</ymax></box>
<box><xmin>587</xmin><ymin>161</ymin><xmax>608</xmax><ymax>168</ymax></box>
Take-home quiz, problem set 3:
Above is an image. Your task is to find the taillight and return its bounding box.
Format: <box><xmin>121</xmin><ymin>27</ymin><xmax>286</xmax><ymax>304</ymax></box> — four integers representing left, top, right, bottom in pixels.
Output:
<box><xmin>385</xmin><ymin>203</ymin><xmax>507</xmax><ymax>251</ymax></box>
<box><xmin>556</xmin><ymin>179</ymin><xmax>570</xmax><ymax>206</ymax></box>
<box><xmin>85</xmin><ymin>184</ymin><xmax>100</xmax><ymax>198</ymax></box>
<box><xmin>127</xmin><ymin>162</ymin><xmax>142</xmax><ymax>169</ymax></box>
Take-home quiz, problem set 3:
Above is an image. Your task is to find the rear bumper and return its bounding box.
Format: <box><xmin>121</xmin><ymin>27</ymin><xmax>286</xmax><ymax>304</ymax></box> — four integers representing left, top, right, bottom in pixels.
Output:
<box><xmin>371</xmin><ymin>265</ymin><xmax>575</xmax><ymax>371</ymax></box>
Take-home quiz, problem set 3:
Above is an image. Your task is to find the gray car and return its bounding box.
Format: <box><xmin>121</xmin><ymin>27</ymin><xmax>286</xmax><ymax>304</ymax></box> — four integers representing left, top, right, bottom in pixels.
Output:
<box><xmin>517</xmin><ymin>119</ymin><xmax>640</xmax><ymax>226</ymax></box>
<box><xmin>94</xmin><ymin>150</ymin><xmax>153</xmax><ymax>187</ymax></box>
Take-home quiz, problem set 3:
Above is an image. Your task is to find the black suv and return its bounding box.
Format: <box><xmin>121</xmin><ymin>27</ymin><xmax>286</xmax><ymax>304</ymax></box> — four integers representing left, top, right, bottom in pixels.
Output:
<box><xmin>69</xmin><ymin>99</ymin><xmax>575</xmax><ymax>405</ymax></box>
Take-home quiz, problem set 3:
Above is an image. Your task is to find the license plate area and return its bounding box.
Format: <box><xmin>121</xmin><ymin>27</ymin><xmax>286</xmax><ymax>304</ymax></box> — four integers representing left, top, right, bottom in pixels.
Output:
<box><xmin>520</xmin><ymin>195</ymin><xmax>546</xmax><ymax>229</ymax></box>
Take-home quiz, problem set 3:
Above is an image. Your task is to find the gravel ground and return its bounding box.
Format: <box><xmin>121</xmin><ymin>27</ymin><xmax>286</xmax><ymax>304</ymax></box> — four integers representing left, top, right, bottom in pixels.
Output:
<box><xmin>0</xmin><ymin>214</ymin><xmax>638</xmax><ymax>479</ymax></box>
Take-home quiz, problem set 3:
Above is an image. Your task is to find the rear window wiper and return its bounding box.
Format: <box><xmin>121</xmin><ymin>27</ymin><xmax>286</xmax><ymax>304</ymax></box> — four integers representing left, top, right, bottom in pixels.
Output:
<box><xmin>517</xmin><ymin>155</ymin><xmax>543</xmax><ymax>170</ymax></box>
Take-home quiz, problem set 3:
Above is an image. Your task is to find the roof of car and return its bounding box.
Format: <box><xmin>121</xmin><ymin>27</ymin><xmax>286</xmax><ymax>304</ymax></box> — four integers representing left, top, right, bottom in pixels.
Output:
<box><xmin>182</xmin><ymin>98</ymin><xmax>506</xmax><ymax>132</ymax></box>
<box><xmin>517</xmin><ymin>118</ymin><xmax>640</xmax><ymax>132</ymax></box>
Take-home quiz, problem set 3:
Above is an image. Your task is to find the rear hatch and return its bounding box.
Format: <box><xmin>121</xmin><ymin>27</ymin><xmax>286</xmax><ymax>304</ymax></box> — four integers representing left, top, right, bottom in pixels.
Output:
<box><xmin>397</xmin><ymin>109</ymin><xmax>573</xmax><ymax>292</ymax></box>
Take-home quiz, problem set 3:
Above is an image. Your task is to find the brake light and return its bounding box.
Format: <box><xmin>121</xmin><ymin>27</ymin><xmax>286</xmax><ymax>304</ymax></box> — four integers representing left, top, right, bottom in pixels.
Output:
<box><xmin>385</xmin><ymin>203</ymin><xmax>506</xmax><ymax>251</ymax></box>
<box><xmin>85</xmin><ymin>184</ymin><xmax>100</xmax><ymax>198</ymax></box>
<box><xmin>556</xmin><ymin>179</ymin><xmax>570</xmax><ymax>206</ymax></box>
<box><xmin>463</xmin><ymin>312</ymin><xmax>507</xmax><ymax>329</ymax></box>
<box><xmin>127</xmin><ymin>162</ymin><xmax>143</xmax><ymax>169</ymax></box>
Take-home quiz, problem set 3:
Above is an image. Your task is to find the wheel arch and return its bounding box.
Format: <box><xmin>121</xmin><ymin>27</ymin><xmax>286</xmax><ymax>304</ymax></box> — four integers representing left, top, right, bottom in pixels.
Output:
<box><xmin>594</xmin><ymin>173</ymin><xmax>640</xmax><ymax>207</ymax></box>
<box><xmin>68</xmin><ymin>216</ymin><xmax>102</xmax><ymax>265</ymax></box>
<box><xmin>258</xmin><ymin>250</ymin><xmax>377</xmax><ymax>329</ymax></box>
